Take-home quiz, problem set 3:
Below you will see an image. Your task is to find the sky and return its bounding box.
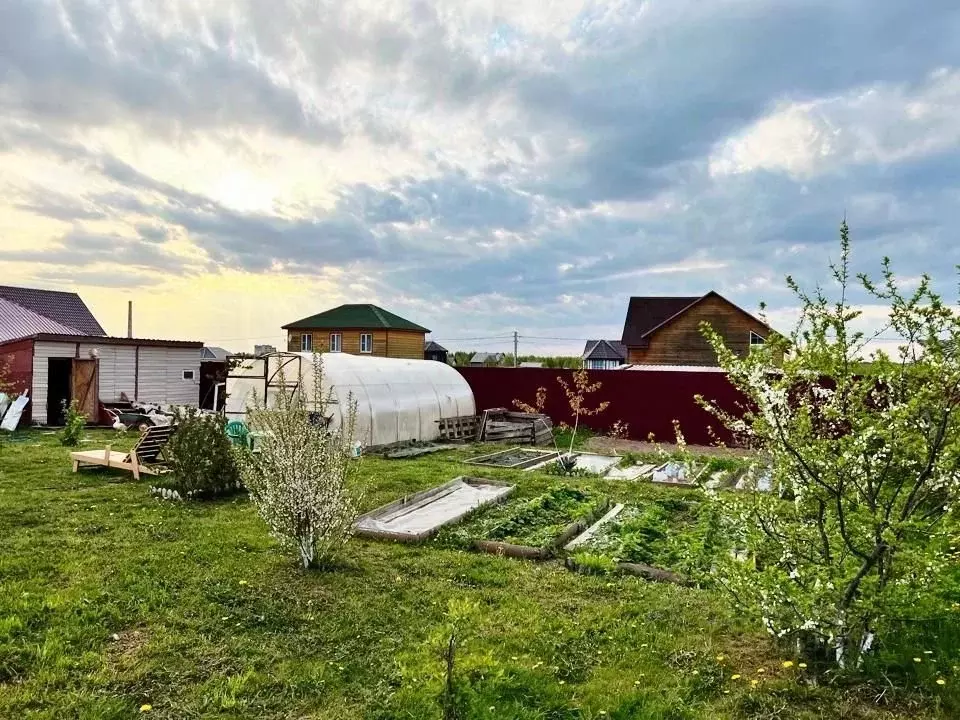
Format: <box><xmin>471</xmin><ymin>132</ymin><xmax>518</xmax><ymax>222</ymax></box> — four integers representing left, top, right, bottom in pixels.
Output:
<box><xmin>1</xmin><ymin>0</ymin><xmax>959</xmax><ymax>356</ymax></box>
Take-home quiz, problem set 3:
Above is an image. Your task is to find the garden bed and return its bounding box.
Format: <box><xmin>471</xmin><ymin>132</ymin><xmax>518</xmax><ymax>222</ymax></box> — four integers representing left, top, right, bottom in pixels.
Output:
<box><xmin>439</xmin><ymin>486</ymin><xmax>609</xmax><ymax>560</ymax></box>
<box><xmin>354</xmin><ymin>477</ymin><xmax>515</xmax><ymax>542</ymax></box>
<box><xmin>526</xmin><ymin>452</ymin><xmax>621</xmax><ymax>475</ymax></box>
<box><xmin>565</xmin><ymin>497</ymin><xmax>714</xmax><ymax>582</ymax></box>
<box><xmin>464</xmin><ymin>446</ymin><xmax>560</xmax><ymax>469</ymax></box>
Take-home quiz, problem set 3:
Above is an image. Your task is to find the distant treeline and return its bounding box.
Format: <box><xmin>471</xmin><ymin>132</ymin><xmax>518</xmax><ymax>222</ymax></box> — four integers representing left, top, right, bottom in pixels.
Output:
<box><xmin>450</xmin><ymin>352</ymin><xmax>581</xmax><ymax>368</ymax></box>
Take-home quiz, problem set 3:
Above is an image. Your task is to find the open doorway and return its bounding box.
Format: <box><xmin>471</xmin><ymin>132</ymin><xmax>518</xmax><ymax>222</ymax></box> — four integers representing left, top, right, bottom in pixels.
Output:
<box><xmin>47</xmin><ymin>358</ymin><xmax>72</xmax><ymax>425</ymax></box>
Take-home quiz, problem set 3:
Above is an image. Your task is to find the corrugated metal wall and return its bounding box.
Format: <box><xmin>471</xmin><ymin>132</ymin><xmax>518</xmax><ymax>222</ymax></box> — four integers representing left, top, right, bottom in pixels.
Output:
<box><xmin>0</xmin><ymin>339</ymin><xmax>35</xmax><ymax>424</ymax></box>
<box><xmin>457</xmin><ymin>366</ymin><xmax>749</xmax><ymax>446</ymax></box>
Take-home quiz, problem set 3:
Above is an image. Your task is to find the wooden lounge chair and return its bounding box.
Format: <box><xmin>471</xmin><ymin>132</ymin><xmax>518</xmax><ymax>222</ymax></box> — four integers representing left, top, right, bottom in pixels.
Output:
<box><xmin>70</xmin><ymin>424</ymin><xmax>176</xmax><ymax>480</ymax></box>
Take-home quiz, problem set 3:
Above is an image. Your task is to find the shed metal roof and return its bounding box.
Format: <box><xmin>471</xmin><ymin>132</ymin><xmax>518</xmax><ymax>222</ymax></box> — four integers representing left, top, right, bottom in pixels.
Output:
<box><xmin>0</xmin><ymin>297</ymin><xmax>82</xmax><ymax>343</ymax></box>
<box><xmin>0</xmin><ymin>286</ymin><xmax>106</xmax><ymax>336</ymax></box>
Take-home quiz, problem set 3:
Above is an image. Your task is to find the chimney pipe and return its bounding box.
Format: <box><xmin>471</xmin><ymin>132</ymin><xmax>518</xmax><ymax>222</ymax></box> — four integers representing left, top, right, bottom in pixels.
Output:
<box><xmin>127</xmin><ymin>301</ymin><xmax>133</xmax><ymax>338</ymax></box>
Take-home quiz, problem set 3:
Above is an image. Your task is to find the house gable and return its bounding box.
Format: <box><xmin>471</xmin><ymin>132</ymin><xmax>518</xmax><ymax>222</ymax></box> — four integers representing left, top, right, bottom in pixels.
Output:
<box><xmin>0</xmin><ymin>286</ymin><xmax>106</xmax><ymax>336</ymax></box>
<box><xmin>622</xmin><ymin>292</ymin><xmax>772</xmax><ymax>366</ymax></box>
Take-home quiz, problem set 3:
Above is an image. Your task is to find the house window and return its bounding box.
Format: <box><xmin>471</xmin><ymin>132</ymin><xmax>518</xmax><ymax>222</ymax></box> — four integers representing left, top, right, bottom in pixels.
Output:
<box><xmin>330</xmin><ymin>333</ymin><xmax>342</xmax><ymax>352</ymax></box>
<box><xmin>749</xmin><ymin>331</ymin><xmax>765</xmax><ymax>349</ymax></box>
<box><xmin>360</xmin><ymin>333</ymin><xmax>372</xmax><ymax>353</ymax></box>
<box><xmin>182</xmin><ymin>369</ymin><xmax>195</xmax><ymax>381</ymax></box>
<box><xmin>301</xmin><ymin>334</ymin><xmax>313</xmax><ymax>352</ymax></box>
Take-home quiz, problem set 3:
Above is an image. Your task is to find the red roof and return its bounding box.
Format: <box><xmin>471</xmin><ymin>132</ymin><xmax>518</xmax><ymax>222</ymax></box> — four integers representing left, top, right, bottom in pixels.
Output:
<box><xmin>0</xmin><ymin>286</ymin><xmax>106</xmax><ymax>336</ymax></box>
<box><xmin>0</xmin><ymin>297</ymin><xmax>82</xmax><ymax>343</ymax></box>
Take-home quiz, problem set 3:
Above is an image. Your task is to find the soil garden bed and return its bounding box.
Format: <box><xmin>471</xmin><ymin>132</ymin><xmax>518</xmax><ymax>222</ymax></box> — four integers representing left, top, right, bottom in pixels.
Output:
<box><xmin>464</xmin><ymin>446</ymin><xmax>560</xmax><ymax>470</ymax></box>
<box><xmin>437</xmin><ymin>486</ymin><xmax>609</xmax><ymax>560</ymax></box>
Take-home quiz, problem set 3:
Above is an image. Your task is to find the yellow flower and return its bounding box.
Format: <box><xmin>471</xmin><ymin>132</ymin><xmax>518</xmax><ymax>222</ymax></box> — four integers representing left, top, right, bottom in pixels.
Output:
<box><xmin>914</xmin><ymin>657</ymin><xmax>923</xmax><ymax>663</ymax></box>
<box><xmin>798</xmin><ymin>663</ymin><xmax>808</xmax><ymax>669</ymax></box>
<box><xmin>937</xmin><ymin>679</ymin><xmax>947</xmax><ymax>686</ymax></box>
<box><xmin>140</xmin><ymin>705</ymin><xmax>152</xmax><ymax>713</ymax></box>
<box><xmin>782</xmin><ymin>661</ymin><xmax>794</xmax><ymax>668</ymax></box>
<box><xmin>716</xmin><ymin>654</ymin><xmax>726</xmax><ymax>661</ymax></box>
<box><xmin>924</xmin><ymin>650</ymin><xmax>934</xmax><ymax>655</ymax></box>
<box><xmin>750</xmin><ymin>679</ymin><xmax>759</xmax><ymax>687</ymax></box>
<box><xmin>731</xmin><ymin>674</ymin><xmax>741</xmax><ymax>680</ymax></box>
<box><xmin>756</xmin><ymin>668</ymin><xmax>765</xmax><ymax>674</ymax></box>
<box><xmin>238</xmin><ymin>580</ymin><xmax>248</xmax><ymax>586</ymax></box>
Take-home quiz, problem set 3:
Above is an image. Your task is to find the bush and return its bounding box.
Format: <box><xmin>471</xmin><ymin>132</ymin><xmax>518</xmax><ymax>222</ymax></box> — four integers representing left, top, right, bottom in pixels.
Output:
<box><xmin>236</xmin><ymin>354</ymin><xmax>361</xmax><ymax>569</ymax></box>
<box><xmin>164</xmin><ymin>409</ymin><xmax>241</xmax><ymax>497</ymax></box>
<box><xmin>59</xmin><ymin>400</ymin><xmax>86</xmax><ymax>446</ymax></box>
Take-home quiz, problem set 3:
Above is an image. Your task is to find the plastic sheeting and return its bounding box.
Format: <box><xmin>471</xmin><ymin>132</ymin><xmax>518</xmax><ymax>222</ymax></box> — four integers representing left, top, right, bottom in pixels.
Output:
<box><xmin>225</xmin><ymin>352</ymin><xmax>476</xmax><ymax>448</ymax></box>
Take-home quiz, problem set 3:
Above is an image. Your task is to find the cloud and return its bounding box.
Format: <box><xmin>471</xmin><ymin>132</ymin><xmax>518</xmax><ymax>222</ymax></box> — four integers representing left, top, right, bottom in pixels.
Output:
<box><xmin>2</xmin><ymin>0</ymin><xmax>960</xmax><ymax>351</ymax></box>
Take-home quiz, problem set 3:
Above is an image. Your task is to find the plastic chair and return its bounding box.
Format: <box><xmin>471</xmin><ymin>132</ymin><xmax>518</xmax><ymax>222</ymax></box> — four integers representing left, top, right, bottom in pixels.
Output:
<box><xmin>225</xmin><ymin>419</ymin><xmax>249</xmax><ymax>447</ymax></box>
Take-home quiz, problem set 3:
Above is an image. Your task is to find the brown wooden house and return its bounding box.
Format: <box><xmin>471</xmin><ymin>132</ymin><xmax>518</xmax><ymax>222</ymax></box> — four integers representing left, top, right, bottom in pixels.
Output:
<box><xmin>282</xmin><ymin>304</ymin><xmax>430</xmax><ymax>360</ymax></box>
<box><xmin>620</xmin><ymin>292</ymin><xmax>773</xmax><ymax>366</ymax></box>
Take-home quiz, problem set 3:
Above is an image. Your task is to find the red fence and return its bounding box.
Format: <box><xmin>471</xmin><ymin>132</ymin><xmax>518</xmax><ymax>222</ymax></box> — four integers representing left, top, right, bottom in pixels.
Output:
<box><xmin>456</xmin><ymin>367</ymin><xmax>749</xmax><ymax>446</ymax></box>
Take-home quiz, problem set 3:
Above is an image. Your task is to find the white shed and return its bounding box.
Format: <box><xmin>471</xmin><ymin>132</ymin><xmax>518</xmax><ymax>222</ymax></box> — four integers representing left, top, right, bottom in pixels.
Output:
<box><xmin>0</xmin><ymin>334</ymin><xmax>203</xmax><ymax>425</ymax></box>
<box><xmin>225</xmin><ymin>352</ymin><xmax>476</xmax><ymax>448</ymax></box>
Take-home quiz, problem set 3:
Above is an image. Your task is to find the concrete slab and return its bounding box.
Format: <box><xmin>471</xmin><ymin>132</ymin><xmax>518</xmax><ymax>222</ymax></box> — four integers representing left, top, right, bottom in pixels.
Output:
<box><xmin>355</xmin><ymin>477</ymin><xmax>515</xmax><ymax>542</ymax></box>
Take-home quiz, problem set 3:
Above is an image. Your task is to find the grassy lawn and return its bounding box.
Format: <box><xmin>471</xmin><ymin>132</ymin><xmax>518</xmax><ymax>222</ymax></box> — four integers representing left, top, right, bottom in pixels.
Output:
<box><xmin>0</xmin><ymin>430</ymin><xmax>953</xmax><ymax>719</ymax></box>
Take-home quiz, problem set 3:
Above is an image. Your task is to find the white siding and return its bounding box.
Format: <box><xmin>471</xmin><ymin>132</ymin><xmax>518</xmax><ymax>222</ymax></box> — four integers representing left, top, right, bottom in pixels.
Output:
<box><xmin>136</xmin><ymin>347</ymin><xmax>200</xmax><ymax>407</ymax></box>
<box><xmin>78</xmin><ymin>343</ymin><xmax>137</xmax><ymax>402</ymax></box>
<box><xmin>31</xmin><ymin>341</ymin><xmax>200</xmax><ymax>424</ymax></box>
<box><xmin>32</xmin><ymin>341</ymin><xmax>80</xmax><ymax>425</ymax></box>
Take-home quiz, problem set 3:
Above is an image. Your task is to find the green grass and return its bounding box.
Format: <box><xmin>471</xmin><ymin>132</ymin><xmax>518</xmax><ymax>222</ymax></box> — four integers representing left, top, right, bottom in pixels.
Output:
<box><xmin>0</xmin><ymin>430</ymin><xmax>955</xmax><ymax>718</ymax></box>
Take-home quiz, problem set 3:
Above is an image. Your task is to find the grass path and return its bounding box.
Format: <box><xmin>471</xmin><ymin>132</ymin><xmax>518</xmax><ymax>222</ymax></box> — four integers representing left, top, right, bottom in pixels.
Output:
<box><xmin>0</xmin><ymin>430</ymin><xmax>950</xmax><ymax>718</ymax></box>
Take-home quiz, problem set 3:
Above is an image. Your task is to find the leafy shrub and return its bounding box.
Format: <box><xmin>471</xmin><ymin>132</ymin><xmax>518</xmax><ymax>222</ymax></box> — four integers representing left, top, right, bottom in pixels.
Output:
<box><xmin>164</xmin><ymin>409</ymin><xmax>241</xmax><ymax>497</ymax></box>
<box><xmin>59</xmin><ymin>400</ymin><xmax>86</xmax><ymax>446</ymax></box>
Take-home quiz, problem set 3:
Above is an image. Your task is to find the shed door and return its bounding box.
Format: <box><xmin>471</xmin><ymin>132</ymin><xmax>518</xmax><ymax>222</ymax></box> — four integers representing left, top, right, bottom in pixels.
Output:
<box><xmin>71</xmin><ymin>359</ymin><xmax>99</xmax><ymax>420</ymax></box>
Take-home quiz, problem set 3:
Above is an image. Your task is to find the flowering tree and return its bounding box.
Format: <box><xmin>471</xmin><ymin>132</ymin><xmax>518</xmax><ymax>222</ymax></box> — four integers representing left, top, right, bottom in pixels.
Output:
<box><xmin>697</xmin><ymin>222</ymin><xmax>960</xmax><ymax>668</ymax></box>
<box><xmin>237</xmin><ymin>354</ymin><xmax>361</xmax><ymax>569</ymax></box>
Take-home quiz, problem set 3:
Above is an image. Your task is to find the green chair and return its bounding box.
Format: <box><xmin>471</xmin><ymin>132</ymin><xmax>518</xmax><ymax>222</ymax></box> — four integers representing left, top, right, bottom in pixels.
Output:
<box><xmin>225</xmin><ymin>419</ymin><xmax>249</xmax><ymax>447</ymax></box>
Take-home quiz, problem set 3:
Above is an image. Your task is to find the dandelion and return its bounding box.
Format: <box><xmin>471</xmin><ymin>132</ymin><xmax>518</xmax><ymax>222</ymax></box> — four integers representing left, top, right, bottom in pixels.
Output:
<box><xmin>716</xmin><ymin>654</ymin><xmax>726</xmax><ymax>661</ymax></box>
<box><xmin>559</xmin><ymin>680</ymin><xmax>566</xmax><ymax>685</ymax></box>
<box><xmin>511</xmin><ymin>656</ymin><xmax>518</xmax><ymax>661</ymax></box>
<box><xmin>924</xmin><ymin>650</ymin><xmax>934</xmax><ymax>655</ymax></box>
<box><xmin>140</xmin><ymin>705</ymin><xmax>152</xmax><ymax>713</ymax></box>
<box><xmin>731</xmin><ymin>674</ymin><xmax>741</xmax><ymax>680</ymax></box>
<box><xmin>798</xmin><ymin>663</ymin><xmax>807</xmax><ymax>669</ymax></box>
<box><xmin>238</xmin><ymin>580</ymin><xmax>248</xmax><ymax>586</ymax></box>
<box><xmin>782</xmin><ymin>661</ymin><xmax>794</xmax><ymax>668</ymax></box>
<box><xmin>937</xmin><ymin>679</ymin><xmax>946</xmax><ymax>686</ymax></box>
<box><xmin>750</xmin><ymin>679</ymin><xmax>759</xmax><ymax>687</ymax></box>
<box><xmin>756</xmin><ymin>668</ymin><xmax>765</xmax><ymax>674</ymax></box>
<box><xmin>914</xmin><ymin>657</ymin><xmax>923</xmax><ymax>663</ymax></box>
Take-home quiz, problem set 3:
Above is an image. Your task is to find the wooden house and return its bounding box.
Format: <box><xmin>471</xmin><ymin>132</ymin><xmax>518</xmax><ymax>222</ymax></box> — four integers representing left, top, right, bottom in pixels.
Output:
<box><xmin>621</xmin><ymin>292</ymin><xmax>772</xmax><ymax>366</ymax></box>
<box><xmin>282</xmin><ymin>304</ymin><xmax>429</xmax><ymax>360</ymax></box>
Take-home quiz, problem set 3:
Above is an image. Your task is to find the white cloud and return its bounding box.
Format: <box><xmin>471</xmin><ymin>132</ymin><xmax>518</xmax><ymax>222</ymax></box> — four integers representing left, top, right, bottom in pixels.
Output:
<box><xmin>710</xmin><ymin>69</ymin><xmax>960</xmax><ymax>178</ymax></box>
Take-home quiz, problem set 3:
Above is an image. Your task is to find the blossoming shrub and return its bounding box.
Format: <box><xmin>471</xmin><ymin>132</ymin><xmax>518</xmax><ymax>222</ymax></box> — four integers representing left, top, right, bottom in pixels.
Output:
<box><xmin>164</xmin><ymin>408</ymin><xmax>241</xmax><ymax>497</ymax></box>
<box><xmin>236</xmin><ymin>354</ymin><xmax>361</xmax><ymax>569</ymax></box>
<box><xmin>695</xmin><ymin>222</ymin><xmax>960</xmax><ymax>669</ymax></box>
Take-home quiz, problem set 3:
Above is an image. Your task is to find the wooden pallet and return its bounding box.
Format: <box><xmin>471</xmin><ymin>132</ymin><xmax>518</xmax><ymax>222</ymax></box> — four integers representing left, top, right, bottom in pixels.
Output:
<box><xmin>478</xmin><ymin>410</ymin><xmax>554</xmax><ymax>445</ymax></box>
<box><xmin>437</xmin><ymin>415</ymin><xmax>481</xmax><ymax>441</ymax></box>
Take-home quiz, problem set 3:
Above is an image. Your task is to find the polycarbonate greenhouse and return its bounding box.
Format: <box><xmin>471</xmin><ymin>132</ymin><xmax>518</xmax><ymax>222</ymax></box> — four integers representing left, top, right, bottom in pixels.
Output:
<box><xmin>225</xmin><ymin>352</ymin><xmax>476</xmax><ymax>448</ymax></box>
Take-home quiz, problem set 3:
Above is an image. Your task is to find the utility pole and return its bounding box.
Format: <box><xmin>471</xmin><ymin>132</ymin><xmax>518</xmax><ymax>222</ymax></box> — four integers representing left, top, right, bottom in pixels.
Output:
<box><xmin>513</xmin><ymin>330</ymin><xmax>519</xmax><ymax>367</ymax></box>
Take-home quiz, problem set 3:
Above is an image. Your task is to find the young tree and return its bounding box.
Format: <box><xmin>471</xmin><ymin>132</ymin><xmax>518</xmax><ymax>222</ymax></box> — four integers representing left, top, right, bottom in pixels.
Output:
<box><xmin>236</xmin><ymin>354</ymin><xmax>361</xmax><ymax>569</ymax></box>
<box><xmin>697</xmin><ymin>222</ymin><xmax>960</xmax><ymax>667</ymax></box>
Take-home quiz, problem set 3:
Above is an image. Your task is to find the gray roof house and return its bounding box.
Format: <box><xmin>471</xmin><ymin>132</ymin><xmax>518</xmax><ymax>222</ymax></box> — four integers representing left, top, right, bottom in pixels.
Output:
<box><xmin>582</xmin><ymin>339</ymin><xmax>627</xmax><ymax>370</ymax></box>
<box><xmin>470</xmin><ymin>352</ymin><xmax>504</xmax><ymax>366</ymax></box>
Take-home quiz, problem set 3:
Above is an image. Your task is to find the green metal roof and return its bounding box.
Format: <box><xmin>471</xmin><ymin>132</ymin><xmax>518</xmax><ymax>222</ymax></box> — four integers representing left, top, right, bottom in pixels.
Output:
<box><xmin>282</xmin><ymin>304</ymin><xmax>430</xmax><ymax>332</ymax></box>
